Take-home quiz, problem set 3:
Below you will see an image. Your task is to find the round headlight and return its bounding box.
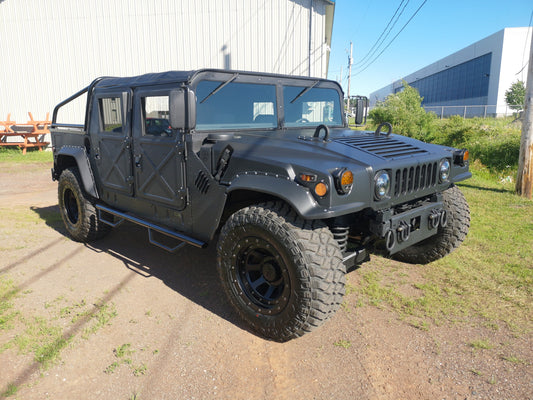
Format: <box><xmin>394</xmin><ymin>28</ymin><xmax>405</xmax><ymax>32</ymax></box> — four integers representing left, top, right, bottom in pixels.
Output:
<box><xmin>334</xmin><ymin>168</ymin><xmax>354</xmax><ymax>194</ymax></box>
<box><xmin>439</xmin><ymin>159</ymin><xmax>451</xmax><ymax>182</ymax></box>
<box><xmin>374</xmin><ymin>171</ymin><xmax>390</xmax><ymax>200</ymax></box>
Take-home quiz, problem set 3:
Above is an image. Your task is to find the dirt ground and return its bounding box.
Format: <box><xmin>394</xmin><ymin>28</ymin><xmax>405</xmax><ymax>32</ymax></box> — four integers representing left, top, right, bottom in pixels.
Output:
<box><xmin>0</xmin><ymin>162</ymin><xmax>531</xmax><ymax>400</ymax></box>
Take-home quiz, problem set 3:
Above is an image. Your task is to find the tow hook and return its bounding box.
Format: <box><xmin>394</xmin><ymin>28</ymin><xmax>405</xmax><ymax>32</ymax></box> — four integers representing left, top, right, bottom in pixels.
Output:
<box><xmin>429</xmin><ymin>209</ymin><xmax>447</xmax><ymax>230</ymax></box>
<box><xmin>429</xmin><ymin>210</ymin><xmax>441</xmax><ymax>229</ymax></box>
<box><xmin>385</xmin><ymin>229</ymin><xmax>395</xmax><ymax>251</ymax></box>
<box><xmin>439</xmin><ymin>210</ymin><xmax>448</xmax><ymax>227</ymax></box>
<box><xmin>397</xmin><ymin>221</ymin><xmax>411</xmax><ymax>243</ymax></box>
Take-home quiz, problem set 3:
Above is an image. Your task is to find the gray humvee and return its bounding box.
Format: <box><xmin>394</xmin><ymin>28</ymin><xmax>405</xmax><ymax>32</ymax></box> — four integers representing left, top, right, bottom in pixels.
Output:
<box><xmin>50</xmin><ymin>69</ymin><xmax>471</xmax><ymax>341</ymax></box>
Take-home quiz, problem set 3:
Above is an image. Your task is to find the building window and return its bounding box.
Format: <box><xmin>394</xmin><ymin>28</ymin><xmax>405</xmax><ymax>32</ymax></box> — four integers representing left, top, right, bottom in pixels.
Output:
<box><xmin>410</xmin><ymin>52</ymin><xmax>492</xmax><ymax>105</ymax></box>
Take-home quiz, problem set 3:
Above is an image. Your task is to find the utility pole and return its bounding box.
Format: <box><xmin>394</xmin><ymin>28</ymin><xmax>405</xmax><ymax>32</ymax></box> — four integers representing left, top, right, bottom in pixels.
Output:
<box><xmin>516</xmin><ymin>34</ymin><xmax>533</xmax><ymax>199</ymax></box>
<box><xmin>347</xmin><ymin>42</ymin><xmax>353</xmax><ymax>112</ymax></box>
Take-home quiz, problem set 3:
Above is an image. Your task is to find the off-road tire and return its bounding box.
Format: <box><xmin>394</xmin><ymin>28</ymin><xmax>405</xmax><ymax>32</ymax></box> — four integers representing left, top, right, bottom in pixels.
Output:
<box><xmin>58</xmin><ymin>167</ymin><xmax>110</xmax><ymax>242</ymax></box>
<box><xmin>393</xmin><ymin>185</ymin><xmax>470</xmax><ymax>264</ymax></box>
<box><xmin>217</xmin><ymin>201</ymin><xmax>346</xmax><ymax>342</ymax></box>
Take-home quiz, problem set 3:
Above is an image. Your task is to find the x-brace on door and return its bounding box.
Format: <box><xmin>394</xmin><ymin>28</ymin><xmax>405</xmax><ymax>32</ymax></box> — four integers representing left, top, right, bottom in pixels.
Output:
<box><xmin>132</xmin><ymin>87</ymin><xmax>187</xmax><ymax>211</ymax></box>
<box><xmin>89</xmin><ymin>89</ymin><xmax>133</xmax><ymax>196</ymax></box>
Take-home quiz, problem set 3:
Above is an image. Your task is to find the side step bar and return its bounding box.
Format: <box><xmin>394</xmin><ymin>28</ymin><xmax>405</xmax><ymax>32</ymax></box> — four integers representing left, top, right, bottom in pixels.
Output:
<box><xmin>342</xmin><ymin>246</ymin><xmax>369</xmax><ymax>269</ymax></box>
<box><xmin>95</xmin><ymin>204</ymin><xmax>206</xmax><ymax>251</ymax></box>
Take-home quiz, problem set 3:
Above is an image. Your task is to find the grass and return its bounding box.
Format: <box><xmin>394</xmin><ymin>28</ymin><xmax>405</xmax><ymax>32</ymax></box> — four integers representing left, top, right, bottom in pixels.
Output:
<box><xmin>0</xmin><ymin>285</ymin><xmax>118</xmax><ymax>371</ymax></box>
<box><xmin>13</xmin><ymin>316</ymin><xmax>72</xmax><ymax>369</ymax></box>
<box><xmin>0</xmin><ymin>147</ymin><xmax>53</xmax><ymax>164</ymax></box>
<box><xmin>333</xmin><ymin>340</ymin><xmax>352</xmax><ymax>349</ymax></box>
<box><xmin>0</xmin><ymin>191</ymin><xmax>119</xmax><ymax>376</ymax></box>
<box><xmin>469</xmin><ymin>339</ymin><xmax>493</xmax><ymax>350</ymax></box>
<box><xmin>501</xmin><ymin>355</ymin><xmax>524</xmax><ymax>364</ymax></box>
<box><xmin>347</xmin><ymin>164</ymin><xmax>533</xmax><ymax>335</ymax></box>
<box><xmin>105</xmin><ymin>344</ymin><xmax>150</xmax><ymax>377</ymax></box>
<box><xmin>1</xmin><ymin>383</ymin><xmax>18</xmax><ymax>397</ymax></box>
<box><xmin>0</xmin><ymin>279</ymin><xmax>19</xmax><ymax>331</ymax></box>
<box><xmin>81</xmin><ymin>301</ymin><xmax>118</xmax><ymax>339</ymax></box>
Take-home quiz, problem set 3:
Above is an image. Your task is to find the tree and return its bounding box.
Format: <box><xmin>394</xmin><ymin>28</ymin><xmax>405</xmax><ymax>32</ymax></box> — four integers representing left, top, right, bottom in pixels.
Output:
<box><xmin>505</xmin><ymin>80</ymin><xmax>526</xmax><ymax>111</ymax></box>
<box><xmin>369</xmin><ymin>81</ymin><xmax>436</xmax><ymax>141</ymax></box>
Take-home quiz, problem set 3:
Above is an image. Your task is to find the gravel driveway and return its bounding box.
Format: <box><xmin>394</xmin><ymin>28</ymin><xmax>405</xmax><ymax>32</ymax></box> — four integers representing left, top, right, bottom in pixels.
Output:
<box><xmin>0</xmin><ymin>162</ymin><xmax>531</xmax><ymax>400</ymax></box>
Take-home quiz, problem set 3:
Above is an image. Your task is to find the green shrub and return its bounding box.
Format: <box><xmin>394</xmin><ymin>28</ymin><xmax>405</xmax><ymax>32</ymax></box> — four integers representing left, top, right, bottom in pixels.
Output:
<box><xmin>434</xmin><ymin>117</ymin><xmax>521</xmax><ymax>172</ymax></box>
<box><xmin>367</xmin><ymin>81</ymin><xmax>522</xmax><ymax>176</ymax></box>
<box><xmin>369</xmin><ymin>81</ymin><xmax>437</xmax><ymax>141</ymax></box>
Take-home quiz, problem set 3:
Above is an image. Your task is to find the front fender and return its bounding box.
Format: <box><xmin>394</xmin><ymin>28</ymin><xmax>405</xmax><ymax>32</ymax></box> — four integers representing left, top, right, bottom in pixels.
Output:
<box><xmin>227</xmin><ymin>173</ymin><xmax>365</xmax><ymax>219</ymax></box>
<box><xmin>56</xmin><ymin>146</ymin><xmax>99</xmax><ymax>198</ymax></box>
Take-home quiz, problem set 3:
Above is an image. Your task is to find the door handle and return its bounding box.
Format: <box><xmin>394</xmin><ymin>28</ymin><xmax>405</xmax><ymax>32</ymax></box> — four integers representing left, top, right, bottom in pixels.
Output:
<box><xmin>134</xmin><ymin>154</ymin><xmax>142</xmax><ymax>168</ymax></box>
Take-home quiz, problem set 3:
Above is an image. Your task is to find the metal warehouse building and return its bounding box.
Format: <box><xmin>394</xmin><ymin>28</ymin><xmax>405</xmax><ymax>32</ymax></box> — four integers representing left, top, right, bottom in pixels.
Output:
<box><xmin>0</xmin><ymin>0</ymin><xmax>335</xmax><ymax>123</ymax></box>
<box><xmin>369</xmin><ymin>27</ymin><xmax>532</xmax><ymax>117</ymax></box>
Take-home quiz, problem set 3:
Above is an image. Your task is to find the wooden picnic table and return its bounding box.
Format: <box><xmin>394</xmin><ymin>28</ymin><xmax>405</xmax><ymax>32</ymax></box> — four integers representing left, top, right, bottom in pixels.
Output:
<box><xmin>0</xmin><ymin>113</ymin><xmax>50</xmax><ymax>154</ymax></box>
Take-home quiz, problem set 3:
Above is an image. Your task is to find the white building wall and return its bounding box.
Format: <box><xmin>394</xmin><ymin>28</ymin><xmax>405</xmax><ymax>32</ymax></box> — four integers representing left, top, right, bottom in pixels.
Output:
<box><xmin>497</xmin><ymin>27</ymin><xmax>532</xmax><ymax>113</ymax></box>
<box><xmin>0</xmin><ymin>0</ymin><xmax>333</xmax><ymax>124</ymax></box>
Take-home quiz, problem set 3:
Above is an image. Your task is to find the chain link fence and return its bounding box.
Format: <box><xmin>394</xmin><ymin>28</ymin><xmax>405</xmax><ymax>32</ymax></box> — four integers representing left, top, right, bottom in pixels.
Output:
<box><xmin>423</xmin><ymin>105</ymin><xmax>523</xmax><ymax>119</ymax></box>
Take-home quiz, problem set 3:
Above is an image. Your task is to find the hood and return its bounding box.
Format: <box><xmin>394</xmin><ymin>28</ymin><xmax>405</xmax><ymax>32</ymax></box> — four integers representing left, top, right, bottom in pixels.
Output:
<box><xmin>213</xmin><ymin>128</ymin><xmax>454</xmax><ymax>182</ymax></box>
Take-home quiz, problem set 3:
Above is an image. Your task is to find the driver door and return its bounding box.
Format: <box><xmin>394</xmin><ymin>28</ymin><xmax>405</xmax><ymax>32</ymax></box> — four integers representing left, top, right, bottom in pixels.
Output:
<box><xmin>132</xmin><ymin>87</ymin><xmax>187</xmax><ymax>210</ymax></box>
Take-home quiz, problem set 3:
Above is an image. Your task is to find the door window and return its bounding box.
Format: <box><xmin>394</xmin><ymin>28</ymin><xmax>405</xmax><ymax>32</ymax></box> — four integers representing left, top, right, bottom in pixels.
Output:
<box><xmin>98</xmin><ymin>97</ymin><xmax>123</xmax><ymax>133</ymax></box>
<box><xmin>141</xmin><ymin>95</ymin><xmax>173</xmax><ymax>137</ymax></box>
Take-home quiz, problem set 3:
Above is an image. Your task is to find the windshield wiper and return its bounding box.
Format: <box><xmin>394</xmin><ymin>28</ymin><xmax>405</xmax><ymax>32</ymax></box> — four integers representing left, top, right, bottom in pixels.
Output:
<box><xmin>200</xmin><ymin>73</ymin><xmax>239</xmax><ymax>104</ymax></box>
<box><xmin>290</xmin><ymin>80</ymin><xmax>320</xmax><ymax>104</ymax></box>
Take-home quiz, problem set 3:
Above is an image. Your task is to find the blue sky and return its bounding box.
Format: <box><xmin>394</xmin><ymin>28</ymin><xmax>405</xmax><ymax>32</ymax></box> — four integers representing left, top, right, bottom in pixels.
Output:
<box><xmin>327</xmin><ymin>0</ymin><xmax>533</xmax><ymax>97</ymax></box>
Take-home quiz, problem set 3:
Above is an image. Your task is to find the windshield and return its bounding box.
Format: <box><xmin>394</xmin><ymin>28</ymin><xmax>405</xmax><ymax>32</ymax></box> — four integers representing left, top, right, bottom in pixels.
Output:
<box><xmin>196</xmin><ymin>81</ymin><xmax>277</xmax><ymax>130</ymax></box>
<box><xmin>283</xmin><ymin>86</ymin><xmax>343</xmax><ymax>128</ymax></box>
<box><xmin>195</xmin><ymin>79</ymin><xmax>343</xmax><ymax>131</ymax></box>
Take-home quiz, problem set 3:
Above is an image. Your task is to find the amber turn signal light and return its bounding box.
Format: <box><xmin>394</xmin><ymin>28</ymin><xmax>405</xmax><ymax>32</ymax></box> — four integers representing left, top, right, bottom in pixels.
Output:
<box><xmin>314</xmin><ymin>182</ymin><xmax>328</xmax><ymax>197</ymax></box>
<box><xmin>299</xmin><ymin>173</ymin><xmax>317</xmax><ymax>182</ymax></box>
<box><xmin>453</xmin><ymin>149</ymin><xmax>469</xmax><ymax>166</ymax></box>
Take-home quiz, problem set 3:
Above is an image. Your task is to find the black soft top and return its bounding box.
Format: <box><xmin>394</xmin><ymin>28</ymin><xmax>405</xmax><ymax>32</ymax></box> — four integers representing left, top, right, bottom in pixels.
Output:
<box><xmin>91</xmin><ymin>69</ymin><xmax>337</xmax><ymax>90</ymax></box>
<box><xmin>93</xmin><ymin>70</ymin><xmax>196</xmax><ymax>89</ymax></box>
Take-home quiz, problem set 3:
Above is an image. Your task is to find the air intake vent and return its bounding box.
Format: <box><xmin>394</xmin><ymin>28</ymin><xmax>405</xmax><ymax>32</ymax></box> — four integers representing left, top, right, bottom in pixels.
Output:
<box><xmin>334</xmin><ymin>135</ymin><xmax>427</xmax><ymax>159</ymax></box>
<box><xmin>195</xmin><ymin>171</ymin><xmax>210</xmax><ymax>194</ymax></box>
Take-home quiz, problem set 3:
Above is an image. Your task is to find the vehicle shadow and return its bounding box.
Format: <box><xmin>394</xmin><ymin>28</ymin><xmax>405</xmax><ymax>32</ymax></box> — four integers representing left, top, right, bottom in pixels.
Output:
<box><xmin>30</xmin><ymin>206</ymin><xmax>363</xmax><ymax>339</ymax></box>
<box><xmin>81</xmin><ymin>221</ymin><xmax>251</xmax><ymax>334</ymax></box>
<box><xmin>457</xmin><ymin>183</ymin><xmax>511</xmax><ymax>194</ymax></box>
<box><xmin>30</xmin><ymin>205</ymin><xmax>67</xmax><ymax>235</ymax></box>
<box><xmin>30</xmin><ymin>204</ymin><xmax>250</xmax><ymax>333</ymax></box>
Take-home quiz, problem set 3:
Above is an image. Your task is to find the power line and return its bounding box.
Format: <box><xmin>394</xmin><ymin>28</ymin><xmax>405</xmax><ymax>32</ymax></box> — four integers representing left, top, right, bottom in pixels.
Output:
<box><xmin>353</xmin><ymin>0</ymin><xmax>409</xmax><ymax>68</ymax></box>
<box><xmin>516</xmin><ymin>8</ymin><xmax>533</xmax><ymax>77</ymax></box>
<box><xmin>353</xmin><ymin>0</ymin><xmax>429</xmax><ymax>76</ymax></box>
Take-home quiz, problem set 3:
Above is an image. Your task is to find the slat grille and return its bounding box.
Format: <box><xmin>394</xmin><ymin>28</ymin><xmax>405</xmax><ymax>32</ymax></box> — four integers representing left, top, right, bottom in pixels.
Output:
<box><xmin>393</xmin><ymin>162</ymin><xmax>438</xmax><ymax>197</ymax></box>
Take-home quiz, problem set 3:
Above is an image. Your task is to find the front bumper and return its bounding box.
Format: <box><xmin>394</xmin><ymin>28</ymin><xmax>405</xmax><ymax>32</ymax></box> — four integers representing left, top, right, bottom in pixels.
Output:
<box><xmin>369</xmin><ymin>197</ymin><xmax>446</xmax><ymax>255</ymax></box>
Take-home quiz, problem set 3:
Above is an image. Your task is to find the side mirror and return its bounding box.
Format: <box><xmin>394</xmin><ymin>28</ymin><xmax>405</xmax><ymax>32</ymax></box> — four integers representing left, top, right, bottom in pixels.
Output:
<box><xmin>354</xmin><ymin>97</ymin><xmax>367</xmax><ymax>125</ymax></box>
<box><xmin>169</xmin><ymin>88</ymin><xmax>196</xmax><ymax>130</ymax></box>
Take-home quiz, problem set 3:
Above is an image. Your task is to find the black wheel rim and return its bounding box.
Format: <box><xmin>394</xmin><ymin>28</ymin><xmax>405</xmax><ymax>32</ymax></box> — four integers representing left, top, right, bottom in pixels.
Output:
<box><xmin>63</xmin><ymin>188</ymin><xmax>79</xmax><ymax>225</ymax></box>
<box><xmin>234</xmin><ymin>236</ymin><xmax>291</xmax><ymax>315</ymax></box>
